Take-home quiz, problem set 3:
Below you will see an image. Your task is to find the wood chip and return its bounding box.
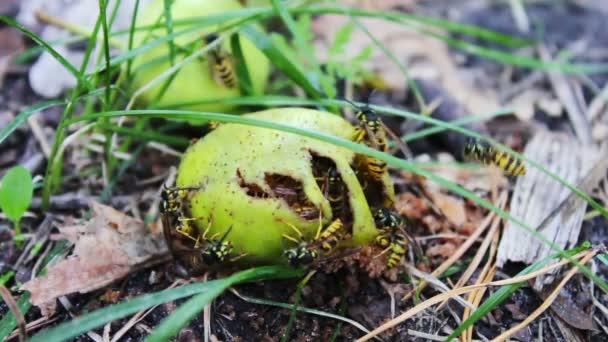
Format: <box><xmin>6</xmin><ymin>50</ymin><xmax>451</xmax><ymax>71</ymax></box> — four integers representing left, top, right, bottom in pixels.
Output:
<box><xmin>497</xmin><ymin>131</ymin><xmax>603</xmax><ymax>289</ymax></box>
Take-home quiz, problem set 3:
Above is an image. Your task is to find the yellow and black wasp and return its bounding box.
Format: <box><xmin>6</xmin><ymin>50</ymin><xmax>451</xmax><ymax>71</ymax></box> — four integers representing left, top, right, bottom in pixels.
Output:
<box><xmin>316</xmin><ymin>166</ymin><xmax>345</xmax><ymax>217</ymax></box>
<box><xmin>197</xmin><ymin>225</ymin><xmax>235</xmax><ymax>265</ymax></box>
<box><xmin>373</xmin><ymin>208</ymin><xmax>420</xmax><ymax>269</ymax></box>
<box><xmin>160</xmin><ymin>185</ymin><xmax>201</xmax><ymax>241</ymax></box>
<box><xmin>160</xmin><ymin>185</ymin><xmax>234</xmax><ymax>268</ymax></box>
<box><xmin>282</xmin><ymin>218</ymin><xmax>345</xmax><ymax>267</ymax></box>
<box><xmin>463</xmin><ymin>137</ymin><xmax>526</xmax><ymax>176</ymax></box>
<box><xmin>204</xmin><ymin>33</ymin><xmax>237</xmax><ymax>88</ymax></box>
<box><xmin>347</xmin><ymin>99</ymin><xmax>411</xmax><ymax>182</ymax></box>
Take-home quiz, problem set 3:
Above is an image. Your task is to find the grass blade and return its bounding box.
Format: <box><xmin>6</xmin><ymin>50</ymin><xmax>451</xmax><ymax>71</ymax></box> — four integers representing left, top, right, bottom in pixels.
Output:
<box><xmin>0</xmin><ymin>293</ymin><xmax>31</xmax><ymax>341</ymax></box>
<box><xmin>96</xmin><ymin>123</ymin><xmax>190</xmax><ymax>147</ymax></box>
<box><xmin>270</xmin><ymin>0</ymin><xmax>327</xmax><ymax>95</ymax></box>
<box><xmin>292</xmin><ymin>5</ymin><xmax>608</xmax><ymax>74</ymax></box>
<box><xmin>0</xmin><ymin>100</ymin><xmax>64</xmax><ymax>145</ymax></box>
<box><xmin>240</xmin><ymin>24</ymin><xmax>322</xmax><ymax>98</ymax></box>
<box><xmin>28</xmin><ymin>266</ymin><xmax>301</xmax><ymax>342</ymax></box>
<box><xmin>445</xmin><ymin>243</ymin><xmax>590</xmax><ymax>341</ymax></box>
<box><xmin>230</xmin><ymin>34</ymin><xmax>254</xmax><ymax>95</ymax></box>
<box><xmin>0</xmin><ymin>16</ymin><xmax>94</xmax><ymax>91</ymax></box>
<box><xmin>146</xmin><ymin>281</ymin><xmax>229</xmax><ymax>342</ymax></box>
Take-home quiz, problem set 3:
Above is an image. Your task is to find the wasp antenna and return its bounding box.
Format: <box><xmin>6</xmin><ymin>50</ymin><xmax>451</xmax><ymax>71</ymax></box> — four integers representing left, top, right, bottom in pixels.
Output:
<box><xmin>282</xmin><ymin>233</ymin><xmax>299</xmax><ymax>244</ymax></box>
<box><xmin>218</xmin><ymin>225</ymin><xmax>233</xmax><ymax>242</ymax></box>
<box><xmin>279</xmin><ymin>219</ymin><xmax>303</xmax><ymax>238</ymax></box>
<box><xmin>342</xmin><ymin>98</ymin><xmax>359</xmax><ymax>109</ymax></box>
<box><xmin>314</xmin><ymin>211</ymin><xmax>323</xmax><ymax>240</ymax></box>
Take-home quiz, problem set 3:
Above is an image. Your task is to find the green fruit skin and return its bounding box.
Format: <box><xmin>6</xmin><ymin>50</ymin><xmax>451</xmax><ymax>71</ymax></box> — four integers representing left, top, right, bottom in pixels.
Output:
<box><xmin>131</xmin><ymin>0</ymin><xmax>269</xmax><ymax>113</ymax></box>
<box><xmin>176</xmin><ymin>108</ymin><xmax>396</xmax><ymax>265</ymax></box>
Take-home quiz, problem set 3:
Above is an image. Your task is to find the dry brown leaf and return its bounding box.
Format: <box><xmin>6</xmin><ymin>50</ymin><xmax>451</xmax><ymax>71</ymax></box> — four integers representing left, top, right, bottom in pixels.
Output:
<box><xmin>426</xmin><ymin>192</ymin><xmax>466</xmax><ymax>227</ymax></box>
<box><xmin>425</xmin><ymin>242</ymin><xmax>457</xmax><ymax>259</ymax></box>
<box><xmin>22</xmin><ymin>202</ymin><xmax>168</xmax><ymax>315</ymax></box>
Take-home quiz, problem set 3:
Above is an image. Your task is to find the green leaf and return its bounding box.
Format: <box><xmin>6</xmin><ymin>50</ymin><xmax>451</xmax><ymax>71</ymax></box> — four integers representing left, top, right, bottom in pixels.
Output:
<box><xmin>230</xmin><ymin>34</ymin><xmax>255</xmax><ymax>95</ymax></box>
<box><xmin>146</xmin><ymin>280</ymin><xmax>229</xmax><ymax>342</ymax></box>
<box><xmin>29</xmin><ymin>266</ymin><xmax>302</xmax><ymax>342</ymax></box>
<box><xmin>0</xmin><ymin>16</ymin><xmax>94</xmax><ymax>92</ymax></box>
<box><xmin>0</xmin><ymin>100</ymin><xmax>64</xmax><ymax>145</ymax></box>
<box><xmin>240</xmin><ymin>24</ymin><xmax>322</xmax><ymax>97</ymax></box>
<box><xmin>0</xmin><ymin>292</ymin><xmax>31</xmax><ymax>341</ymax></box>
<box><xmin>0</xmin><ymin>166</ymin><xmax>33</xmax><ymax>223</ymax></box>
<box><xmin>329</xmin><ymin>21</ymin><xmax>354</xmax><ymax>55</ymax></box>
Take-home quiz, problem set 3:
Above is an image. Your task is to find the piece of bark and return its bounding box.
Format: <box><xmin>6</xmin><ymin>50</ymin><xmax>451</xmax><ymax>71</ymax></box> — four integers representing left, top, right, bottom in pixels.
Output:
<box><xmin>497</xmin><ymin>131</ymin><xmax>604</xmax><ymax>288</ymax></box>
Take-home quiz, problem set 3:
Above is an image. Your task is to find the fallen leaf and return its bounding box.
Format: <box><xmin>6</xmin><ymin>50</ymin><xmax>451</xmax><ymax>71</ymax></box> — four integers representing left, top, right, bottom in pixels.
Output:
<box><xmin>543</xmin><ymin>281</ymin><xmax>597</xmax><ymax>331</ymax></box>
<box><xmin>22</xmin><ymin>202</ymin><xmax>168</xmax><ymax>315</ymax></box>
<box><xmin>425</xmin><ymin>241</ymin><xmax>457</xmax><ymax>259</ymax></box>
<box><xmin>426</xmin><ymin>192</ymin><xmax>467</xmax><ymax>227</ymax></box>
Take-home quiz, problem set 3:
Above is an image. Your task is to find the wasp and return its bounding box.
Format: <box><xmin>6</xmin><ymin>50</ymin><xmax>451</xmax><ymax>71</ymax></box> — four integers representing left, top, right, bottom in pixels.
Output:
<box><xmin>373</xmin><ymin>208</ymin><xmax>420</xmax><ymax>269</ymax></box>
<box><xmin>282</xmin><ymin>218</ymin><xmax>345</xmax><ymax>267</ymax></box>
<box><xmin>347</xmin><ymin>100</ymin><xmax>411</xmax><ymax>182</ymax></box>
<box><xmin>160</xmin><ymin>185</ymin><xmax>202</xmax><ymax>241</ymax></box>
<box><xmin>160</xmin><ymin>185</ymin><xmax>236</xmax><ymax>269</ymax></box>
<box><xmin>463</xmin><ymin>137</ymin><xmax>526</xmax><ymax>176</ymax></box>
<box><xmin>204</xmin><ymin>33</ymin><xmax>237</xmax><ymax>88</ymax></box>
<box><xmin>316</xmin><ymin>166</ymin><xmax>345</xmax><ymax>217</ymax></box>
<box><xmin>197</xmin><ymin>225</ymin><xmax>235</xmax><ymax>265</ymax></box>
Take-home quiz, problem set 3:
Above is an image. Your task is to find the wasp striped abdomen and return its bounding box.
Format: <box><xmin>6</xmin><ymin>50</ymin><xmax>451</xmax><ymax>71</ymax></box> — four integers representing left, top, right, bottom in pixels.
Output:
<box><xmin>318</xmin><ymin>218</ymin><xmax>344</xmax><ymax>252</ymax></box>
<box><xmin>464</xmin><ymin>138</ymin><xmax>526</xmax><ymax>176</ymax></box>
<box><xmin>213</xmin><ymin>58</ymin><xmax>237</xmax><ymax>88</ymax></box>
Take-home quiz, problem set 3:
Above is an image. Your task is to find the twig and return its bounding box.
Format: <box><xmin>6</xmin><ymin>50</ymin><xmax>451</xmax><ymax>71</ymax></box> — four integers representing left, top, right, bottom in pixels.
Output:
<box><xmin>6</xmin><ymin>316</ymin><xmax>59</xmax><ymax>341</ymax></box>
<box><xmin>35</xmin><ymin>10</ymin><xmax>123</xmax><ymax>48</ymax></box>
<box><xmin>401</xmin><ymin>192</ymin><xmax>506</xmax><ymax>301</ymax></box>
<box><xmin>30</xmin><ymin>194</ymin><xmax>133</xmax><ymax>210</ymax></box>
<box><xmin>587</xmin><ymin>81</ymin><xmax>608</xmax><ymax>122</ymax></box>
<box><xmin>538</xmin><ymin>45</ymin><xmax>591</xmax><ymax>144</ymax></box>
<box><xmin>109</xmin><ymin>280</ymin><xmax>189</xmax><ymax>342</ymax></box>
<box><xmin>463</xmin><ymin>266</ymin><xmax>497</xmax><ymax>342</ymax></box>
<box><xmin>491</xmin><ymin>250</ymin><xmax>597</xmax><ymax>342</ymax></box>
<box><xmin>356</xmin><ymin>250</ymin><xmax>592</xmax><ymax>341</ymax></box>
<box><xmin>0</xmin><ymin>285</ymin><xmax>26</xmax><ymax>342</ymax></box>
<box><xmin>27</xmin><ymin>114</ymin><xmax>51</xmax><ymax>158</ymax></box>
<box><xmin>228</xmin><ymin>288</ymin><xmax>378</xmax><ymax>340</ymax></box>
<box><xmin>455</xmin><ymin>204</ymin><xmax>503</xmax><ymax>288</ymax></box>
<box><xmin>203</xmin><ymin>273</ymin><xmax>211</xmax><ymax>342</ymax></box>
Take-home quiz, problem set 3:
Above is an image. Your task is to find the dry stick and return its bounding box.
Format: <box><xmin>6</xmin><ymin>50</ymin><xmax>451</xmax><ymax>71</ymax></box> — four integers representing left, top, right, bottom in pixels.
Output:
<box><xmin>203</xmin><ymin>273</ymin><xmax>211</xmax><ymax>342</ymax></box>
<box><xmin>27</xmin><ymin>114</ymin><xmax>52</xmax><ymax>157</ymax></box>
<box><xmin>0</xmin><ymin>285</ymin><xmax>26</xmax><ymax>342</ymax></box>
<box><xmin>456</xmin><ymin>195</ymin><xmax>505</xmax><ymax>288</ymax></box>
<box><xmin>491</xmin><ymin>250</ymin><xmax>597</xmax><ymax>342</ymax></box>
<box><xmin>462</xmin><ymin>227</ymin><xmax>500</xmax><ymax>342</ymax></box>
<box><xmin>465</xmin><ymin>266</ymin><xmax>497</xmax><ymax>342</ymax></box>
<box><xmin>6</xmin><ymin>316</ymin><xmax>60</xmax><ymax>341</ymax></box>
<box><xmin>35</xmin><ymin>10</ymin><xmax>123</xmax><ymax>48</ymax></box>
<box><xmin>467</xmin><ymin>228</ymin><xmax>501</xmax><ymax>340</ymax></box>
<box><xmin>356</xmin><ymin>250</ymin><xmax>593</xmax><ymax>342</ymax></box>
<box><xmin>401</xmin><ymin>193</ymin><xmax>501</xmax><ymax>302</ymax></box>
<box><xmin>436</xmin><ymin>193</ymin><xmax>506</xmax><ymax>310</ymax></box>
<box><xmin>110</xmin><ymin>279</ymin><xmax>190</xmax><ymax>342</ymax></box>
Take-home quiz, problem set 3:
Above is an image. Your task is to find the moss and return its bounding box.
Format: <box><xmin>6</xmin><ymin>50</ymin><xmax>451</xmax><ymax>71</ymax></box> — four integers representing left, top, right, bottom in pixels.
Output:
<box><xmin>176</xmin><ymin>108</ymin><xmax>395</xmax><ymax>265</ymax></box>
<box><xmin>131</xmin><ymin>0</ymin><xmax>269</xmax><ymax>113</ymax></box>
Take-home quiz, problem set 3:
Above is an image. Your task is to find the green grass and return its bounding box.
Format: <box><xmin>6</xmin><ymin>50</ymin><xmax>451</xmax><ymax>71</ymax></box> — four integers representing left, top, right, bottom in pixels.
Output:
<box><xmin>2</xmin><ymin>1</ymin><xmax>607</xmax><ymax>340</ymax></box>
